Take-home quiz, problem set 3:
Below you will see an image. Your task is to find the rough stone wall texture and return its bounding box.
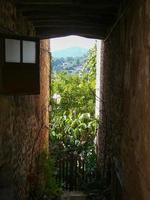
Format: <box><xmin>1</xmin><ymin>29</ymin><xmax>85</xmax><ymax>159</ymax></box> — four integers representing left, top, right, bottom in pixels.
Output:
<box><xmin>0</xmin><ymin>1</ymin><xmax>49</xmax><ymax>200</ymax></box>
<box><xmin>100</xmin><ymin>0</ymin><xmax>150</xmax><ymax>199</ymax></box>
<box><xmin>0</xmin><ymin>0</ymin><xmax>35</xmax><ymax>35</ymax></box>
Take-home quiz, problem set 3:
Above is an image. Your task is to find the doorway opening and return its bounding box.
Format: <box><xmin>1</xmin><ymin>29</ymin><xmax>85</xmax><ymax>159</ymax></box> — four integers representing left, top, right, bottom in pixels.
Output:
<box><xmin>49</xmin><ymin>35</ymin><xmax>102</xmax><ymax>195</ymax></box>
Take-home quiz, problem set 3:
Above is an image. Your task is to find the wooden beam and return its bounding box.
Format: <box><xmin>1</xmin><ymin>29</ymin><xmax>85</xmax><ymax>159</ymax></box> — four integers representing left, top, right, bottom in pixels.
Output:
<box><xmin>22</xmin><ymin>8</ymin><xmax>116</xmax><ymax>15</ymax></box>
<box><xmin>39</xmin><ymin>33</ymin><xmax>105</xmax><ymax>40</ymax></box>
<box><xmin>36</xmin><ymin>26</ymin><xmax>107</xmax><ymax>39</ymax></box>
<box><xmin>16</xmin><ymin>0</ymin><xmax>120</xmax><ymax>7</ymax></box>
<box><xmin>33</xmin><ymin>20</ymin><xmax>112</xmax><ymax>28</ymax></box>
<box><xmin>37</xmin><ymin>29</ymin><xmax>106</xmax><ymax>39</ymax></box>
<box><xmin>34</xmin><ymin>24</ymin><xmax>108</xmax><ymax>30</ymax></box>
<box><xmin>14</xmin><ymin>0</ymin><xmax>121</xmax><ymax>40</ymax></box>
<box><xmin>15</xmin><ymin>0</ymin><xmax>75</xmax><ymax>5</ymax></box>
<box><xmin>36</xmin><ymin>25</ymin><xmax>107</xmax><ymax>31</ymax></box>
<box><xmin>27</xmin><ymin>14</ymin><xmax>116</xmax><ymax>24</ymax></box>
<box><xmin>31</xmin><ymin>17</ymin><xmax>101</xmax><ymax>24</ymax></box>
<box><xmin>22</xmin><ymin>9</ymin><xmax>117</xmax><ymax>19</ymax></box>
<box><xmin>27</xmin><ymin>14</ymin><xmax>116</xmax><ymax>22</ymax></box>
<box><xmin>16</xmin><ymin>3</ymin><xmax>119</xmax><ymax>11</ymax></box>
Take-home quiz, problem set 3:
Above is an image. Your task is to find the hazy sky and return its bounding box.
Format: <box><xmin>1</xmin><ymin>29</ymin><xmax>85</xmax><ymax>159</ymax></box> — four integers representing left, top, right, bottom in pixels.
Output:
<box><xmin>50</xmin><ymin>35</ymin><xmax>96</xmax><ymax>51</ymax></box>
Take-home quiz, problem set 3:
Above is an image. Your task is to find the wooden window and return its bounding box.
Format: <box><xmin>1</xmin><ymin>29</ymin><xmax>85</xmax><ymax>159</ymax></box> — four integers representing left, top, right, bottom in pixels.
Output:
<box><xmin>5</xmin><ymin>39</ymin><xmax>21</xmax><ymax>63</ymax></box>
<box><xmin>23</xmin><ymin>41</ymin><xmax>36</xmax><ymax>63</ymax></box>
<box><xmin>0</xmin><ymin>34</ymin><xmax>40</xmax><ymax>95</ymax></box>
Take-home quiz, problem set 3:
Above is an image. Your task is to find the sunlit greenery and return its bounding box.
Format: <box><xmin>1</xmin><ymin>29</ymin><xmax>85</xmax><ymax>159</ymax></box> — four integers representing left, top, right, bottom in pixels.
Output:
<box><xmin>50</xmin><ymin>45</ymin><xmax>97</xmax><ymax>173</ymax></box>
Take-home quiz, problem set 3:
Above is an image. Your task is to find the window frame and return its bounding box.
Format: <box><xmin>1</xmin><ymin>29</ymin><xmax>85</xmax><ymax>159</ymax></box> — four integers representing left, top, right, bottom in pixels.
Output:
<box><xmin>2</xmin><ymin>34</ymin><xmax>39</xmax><ymax>66</ymax></box>
<box><xmin>0</xmin><ymin>34</ymin><xmax>40</xmax><ymax>95</ymax></box>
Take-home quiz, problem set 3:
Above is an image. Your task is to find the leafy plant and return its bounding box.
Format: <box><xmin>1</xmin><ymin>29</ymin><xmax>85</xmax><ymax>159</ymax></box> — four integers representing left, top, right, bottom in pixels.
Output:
<box><xmin>28</xmin><ymin>152</ymin><xmax>62</xmax><ymax>200</ymax></box>
<box><xmin>50</xmin><ymin>45</ymin><xmax>98</xmax><ymax>189</ymax></box>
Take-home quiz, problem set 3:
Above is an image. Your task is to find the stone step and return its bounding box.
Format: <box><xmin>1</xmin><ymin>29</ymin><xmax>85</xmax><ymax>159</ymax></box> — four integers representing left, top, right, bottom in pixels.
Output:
<box><xmin>61</xmin><ymin>192</ymin><xmax>86</xmax><ymax>200</ymax></box>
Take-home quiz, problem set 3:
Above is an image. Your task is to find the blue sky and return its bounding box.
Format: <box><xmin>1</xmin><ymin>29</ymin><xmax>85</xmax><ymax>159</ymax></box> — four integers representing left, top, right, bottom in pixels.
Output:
<box><xmin>50</xmin><ymin>35</ymin><xmax>96</xmax><ymax>51</ymax></box>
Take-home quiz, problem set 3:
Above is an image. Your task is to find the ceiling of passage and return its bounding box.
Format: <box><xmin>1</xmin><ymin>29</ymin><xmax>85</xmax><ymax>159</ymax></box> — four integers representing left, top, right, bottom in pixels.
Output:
<box><xmin>14</xmin><ymin>0</ymin><xmax>123</xmax><ymax>39</ymax></box>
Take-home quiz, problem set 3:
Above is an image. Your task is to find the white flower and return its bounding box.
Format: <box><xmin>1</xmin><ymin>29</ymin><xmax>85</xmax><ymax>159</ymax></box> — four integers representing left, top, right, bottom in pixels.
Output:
<box><xmin>53</xmin><ymin>93</ymin><xmax>61</xmax><ymax>104</ymax></box>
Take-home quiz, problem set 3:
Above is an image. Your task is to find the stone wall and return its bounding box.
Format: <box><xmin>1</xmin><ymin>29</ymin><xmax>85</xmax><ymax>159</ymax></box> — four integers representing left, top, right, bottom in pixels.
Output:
<box><xmin>100</xmin><ymin>0</ymin><xmax>150</xmax><ymax>199</ymax></box>
<box><xmin>0</xmin><ymin>1</ymin><xmax>49</xmax><ymax>199</ymax></box>
<box><xmin>0</xmin><ymin>0</ymin><xmax>35</xmax><ymax>35</ymax></box>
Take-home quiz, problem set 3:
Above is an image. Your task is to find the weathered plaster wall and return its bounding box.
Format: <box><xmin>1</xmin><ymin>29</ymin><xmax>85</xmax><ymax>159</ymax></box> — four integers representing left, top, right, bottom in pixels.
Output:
<box><xmin>0</xmin><ymin>1</ymin><xmax>49</xmax><ymax>199</ymax></box>
<box><xmin>101</xmin><ymin>0</ymin><xmax>150</xmax><ymax>199</ymax></box>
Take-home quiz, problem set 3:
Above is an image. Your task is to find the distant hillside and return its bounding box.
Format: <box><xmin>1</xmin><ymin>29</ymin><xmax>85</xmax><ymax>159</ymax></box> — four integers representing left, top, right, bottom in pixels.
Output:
<box><xmin>52</xmin><ymin>55</ymin><xmax>87</xmax><ymax>74</ymax></box>
<box><xmin>52</xmin><ymin>47</ymin><xmax>88</xmax><ymax>58</ymax></box>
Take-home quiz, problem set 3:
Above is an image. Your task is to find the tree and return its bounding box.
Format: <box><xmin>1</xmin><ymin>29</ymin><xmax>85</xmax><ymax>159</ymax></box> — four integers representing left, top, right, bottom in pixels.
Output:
<box><xmin>50</xmin><ymin>45</ymin><xmax>97</xmax><ymax>176</ymax></box>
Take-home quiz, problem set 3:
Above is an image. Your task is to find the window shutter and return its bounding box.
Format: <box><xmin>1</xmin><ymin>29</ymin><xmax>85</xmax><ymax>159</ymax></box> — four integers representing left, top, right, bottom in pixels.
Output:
<box><xmin>0</xmin><ymin>34</ymin><xmax>40</xmax><ymax>95</ymax></box>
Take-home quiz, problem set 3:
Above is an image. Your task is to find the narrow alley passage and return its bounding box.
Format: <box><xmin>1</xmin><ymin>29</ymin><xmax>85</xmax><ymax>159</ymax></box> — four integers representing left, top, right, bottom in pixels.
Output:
<box><xmin>0</xmin><ymin>1</ymin><xmax>150</xmax><ymax>200</ymax></box>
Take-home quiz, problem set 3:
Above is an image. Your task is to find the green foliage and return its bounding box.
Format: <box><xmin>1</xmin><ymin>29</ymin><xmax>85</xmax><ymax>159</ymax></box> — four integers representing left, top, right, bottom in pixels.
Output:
<box><xmin>50</xmin><ymin>112</ymin><xmax>97</xmax><ymax>162</ymax></box>
<box><xmin>50</xmin><ymin>45</ymin><xmax>98</xmax><ymax>185</ymax></box>
<box><xmin>28</xmin><ymin>152</ymin><xmax>62</xmax><ymax>200</ymax></box>
<box><xmin>51</xmin><ymin>72</ymin><xmax>95</xmax><ymax>116</ymax></box>
<box><xmin>51</xmin><ymin>45</ymin><xmax>97</xmax><ymax>117</ymax></box>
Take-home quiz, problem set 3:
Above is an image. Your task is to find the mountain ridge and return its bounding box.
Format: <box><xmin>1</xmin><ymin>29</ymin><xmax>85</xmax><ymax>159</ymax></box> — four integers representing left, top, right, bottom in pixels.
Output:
<box><xmin>52</xmin><ymin>47</ymin><xmax>88</xmax><ymax>58</ymax></box>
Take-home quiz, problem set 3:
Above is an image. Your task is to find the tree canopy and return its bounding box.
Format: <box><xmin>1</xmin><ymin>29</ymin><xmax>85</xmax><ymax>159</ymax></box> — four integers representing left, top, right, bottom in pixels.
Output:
<box><xmin>50</xmin><ymin>45</ymin><xmax>97</xmax><ymax>172</ymax></box>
